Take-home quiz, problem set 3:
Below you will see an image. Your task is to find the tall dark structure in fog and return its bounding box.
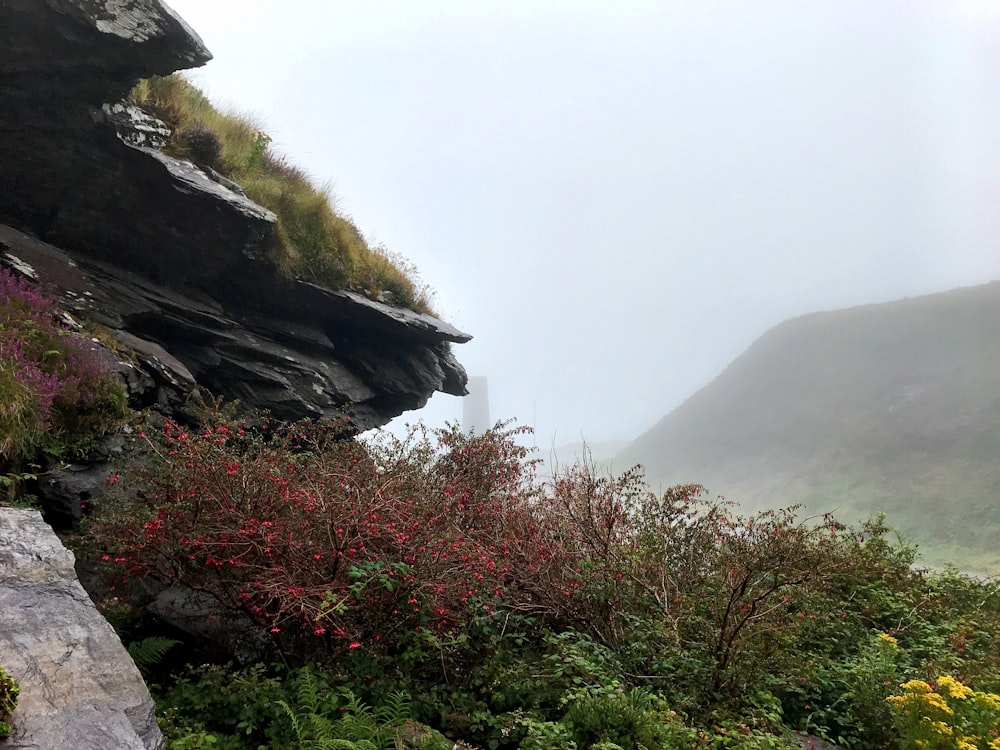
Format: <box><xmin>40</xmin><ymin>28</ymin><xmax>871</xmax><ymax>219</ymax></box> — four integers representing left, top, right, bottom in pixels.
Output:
<box><xmin>462</xmin><ymin>376</ymin><xmax>490</xmax><ymax>435</ymax></box>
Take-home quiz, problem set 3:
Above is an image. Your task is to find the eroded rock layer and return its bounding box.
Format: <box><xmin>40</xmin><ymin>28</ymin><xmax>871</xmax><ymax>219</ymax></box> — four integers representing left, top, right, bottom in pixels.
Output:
<box><xmin>0</xmin><ymin>0</ymin><xmax>469</xmax><ymax>429</ymax></box>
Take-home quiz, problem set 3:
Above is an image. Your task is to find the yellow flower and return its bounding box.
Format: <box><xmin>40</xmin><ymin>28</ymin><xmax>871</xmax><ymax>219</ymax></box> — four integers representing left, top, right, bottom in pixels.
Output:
<box><xmin>989</xmin><ymin>737</ymin><xmax>1000</xmax><ymax>750</ymax></box>
<box><xmin>937</xmin><ymin>676</ymin><xmax>973</xmax><ymax>699</ymax></box>
<box><xmin>924</xmin><ymin>719</ymin><xmax>952</xmax><ymax>736</ymax></box>
<box><xmin>919</xmin><ymin>693</ymin><xmax>954</xmax><ymax>715</ymax></box>
<box><xmin>901</xmin><ymin>680</ymin><xmax>933</xmax><ymax>694</ymax></box>
<box><xmin>886</xmin><ymin>695</ymin><xmax>907</xmax><ymax>709</ymax></box>
<box><xmin>976</xmin><ymin>691</ymin><xmax>1000</xmax><ymax>710</ymax></box>
<box><xmin>878</xmin><ymin>632</ymin><xmax>898</xmax><ymax>648</ymax></box>
<box><xmin>956</xmin><ymin>737</ymin><xmax>977</xmax><ymax>750</ymax></box>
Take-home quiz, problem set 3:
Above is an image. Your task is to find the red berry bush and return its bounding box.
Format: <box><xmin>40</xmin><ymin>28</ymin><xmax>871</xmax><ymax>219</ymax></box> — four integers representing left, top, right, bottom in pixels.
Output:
<box><xmin>92</xmin><ymin>419</ymin><xmax>564</xmax><ymax>654</ymax></box>
<box><xmin>85</xmin><ymin>411</ymin><xmax>1000</xmax><ymax>748</ymax></box>
<box><xmin>92</xmin><ymin>414</ymin><xmax>877</xmax><ymax>696</ymax></box>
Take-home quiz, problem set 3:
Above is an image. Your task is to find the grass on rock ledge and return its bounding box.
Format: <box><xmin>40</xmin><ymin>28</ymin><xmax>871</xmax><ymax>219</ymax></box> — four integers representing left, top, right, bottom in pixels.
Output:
<box><xmin>129</xmin><ymin>75</ymin><xmax>434</xmax><ymax>314</ymax></box>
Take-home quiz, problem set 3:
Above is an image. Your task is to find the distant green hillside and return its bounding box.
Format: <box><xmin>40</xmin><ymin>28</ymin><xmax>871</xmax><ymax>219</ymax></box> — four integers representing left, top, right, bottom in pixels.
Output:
<box><xmin>619</xmin><ymin>282</ymin><xmax>1000</xmax><ymax>574</ymax></box>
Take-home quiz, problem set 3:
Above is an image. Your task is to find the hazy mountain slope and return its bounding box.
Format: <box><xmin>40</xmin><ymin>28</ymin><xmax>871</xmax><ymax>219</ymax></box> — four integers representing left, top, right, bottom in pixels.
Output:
<box><xmin>619</xmin><ymin>282</ymin><xmax>1000</xmax><ymax>571</ymax></box>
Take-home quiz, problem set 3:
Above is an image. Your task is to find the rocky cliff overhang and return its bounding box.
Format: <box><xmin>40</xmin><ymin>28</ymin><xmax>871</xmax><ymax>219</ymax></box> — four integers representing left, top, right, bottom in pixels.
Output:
<box><xmin>0</xmin><ymin>0</ymin><xmax>469</xmax><ymax>429</ymax></box>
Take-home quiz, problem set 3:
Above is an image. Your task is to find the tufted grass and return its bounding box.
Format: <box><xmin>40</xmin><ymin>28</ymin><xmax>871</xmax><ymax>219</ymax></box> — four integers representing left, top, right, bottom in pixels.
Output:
<box><xmin>129</xmin><ymin>75</ymin><xmax>434</xmax><ymax>314</ymax></box>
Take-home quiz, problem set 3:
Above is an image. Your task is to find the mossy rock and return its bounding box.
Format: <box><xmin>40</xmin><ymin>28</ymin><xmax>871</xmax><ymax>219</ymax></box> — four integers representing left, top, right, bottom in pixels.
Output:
<box><xmin>0</xmin><ymin>663</ymin><xmax>21</xmax><ymax>739</ymax></box>
<box><xmin>396</xmin><ymin>720</ymin><xmax>463</xmax><ymax>750</ymax></box>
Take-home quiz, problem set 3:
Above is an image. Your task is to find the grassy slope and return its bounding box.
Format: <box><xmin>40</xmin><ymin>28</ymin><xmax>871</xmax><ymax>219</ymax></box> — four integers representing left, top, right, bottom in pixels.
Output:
<box><xmin>129</xmin><ymin>75</ymin><xmax>433</xmax><ymax>314</ymax></box>
<box><xmin>619</xmin><ymin>282</ymin><xmax>1000</xmax><ymax>573</ymax></box>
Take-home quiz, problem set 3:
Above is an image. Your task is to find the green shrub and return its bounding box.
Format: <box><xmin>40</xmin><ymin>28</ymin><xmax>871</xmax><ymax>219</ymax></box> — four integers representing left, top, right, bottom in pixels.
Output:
<box><xmin>179</xmin><ymin>122</ymin><xmax>222</xmax><ymax>168</ymax></box>
<box><xmin>561</xmin><ymin>686</ymin><xmax>680</xmax><ymax>750</ymax></box>
<box><xmin>155</xmin><ymin>662</ymin><xmax>443</xmax><ymax>750</ymax></box>
<box><xmin>155</xmin><ymin>662</ymin><xmax>293</xmax><ymax>748</ymax></box>
<box><xmin>888</xmin><ymin>676</ymin><xmax>1000</xmax><ymax>750</ymax></box>
<box><xmin>86</xmin><ymin>408</ymin><xmax>1000</xmax><ymax>748</ymax></box>
<box><xmin>539</xmin><ymin>464</ymin><xmax>864</xmax><ymax>705</ymax></box>
<box><xmin>775</xmin><ymin>630</ymin><xmax>902</xmax><ymax>747</ymax></box>
<box><xmin>0</xmin><ymin>663</ymin><xmax>20</xmax><ymax>740</ymax></box>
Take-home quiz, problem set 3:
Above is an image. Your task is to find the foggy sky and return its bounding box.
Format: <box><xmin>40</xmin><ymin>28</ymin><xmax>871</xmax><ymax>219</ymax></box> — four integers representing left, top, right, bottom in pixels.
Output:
<box><xmin>164</xmin><ymin>0</ymin><xmax>1000</xmax><ymax>448</ymax></box>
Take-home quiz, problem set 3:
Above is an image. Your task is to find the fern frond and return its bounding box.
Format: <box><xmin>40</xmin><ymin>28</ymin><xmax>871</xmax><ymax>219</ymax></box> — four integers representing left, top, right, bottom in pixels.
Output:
<box><xmin>339</xmin><ymin>712</ymin><xmax>379</xmax><ymax>743</ymax></box>
<box><xmin>282</xmin><ymin>698</ymin><xmax>354</xmax><ymax>749</ymax></box>
<box><xmin>294</xmin><ymin>665</ymin><xmax>325</xmax><ymax>715</ymax></box>
<box><xmin>127</xmin><ymin>636</ymin><xmax>180</xmax><ymax>674</ymax></box>
<box><xmin>302</xmin><ymin>713</ymin><xmax>337</xmax><ymax>747</ymax></box>
<box><xmin>374</xmin><ymin>690</ymin><xmax>412</xmax><ymax>725</ymax></box>
<box><xmin>341</xmin><ymin>688</ymin><xmax>374</xmax><ymax>718</ymax></box>
<box><xmin>282</xmin><ymin>679</ymin><xmax>420</xmax><ymax>750</ymax></box>
<box><xmin>278</xmin><ymin>699</ymin><xmax>303</xmax><ymax>737</ymax></box>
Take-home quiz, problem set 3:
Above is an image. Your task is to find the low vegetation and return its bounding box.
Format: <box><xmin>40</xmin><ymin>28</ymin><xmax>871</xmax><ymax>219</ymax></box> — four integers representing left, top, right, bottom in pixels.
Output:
<box><xmin>0</xmin><ymin>664</ymin><xmax>19</xmax><ymax>740</ymax></box>
<box><xmin>889</xmin><ymin>677</ymin><xmax>1000</xmax><ymax>749</ymax></box>
<box><xmin>128</xmin><ymin>75</ymin><xmax>433</xmax><ymax>313</ymax></box>
<box><xmin>84</xmin><ymin>415</ymin><xmax>1000</xmax><ymax>749</ymax></box>
<box><xmin>0</xmin><ymin>269</ymin><xmax>127</xmax><ymax>497</ymax></box>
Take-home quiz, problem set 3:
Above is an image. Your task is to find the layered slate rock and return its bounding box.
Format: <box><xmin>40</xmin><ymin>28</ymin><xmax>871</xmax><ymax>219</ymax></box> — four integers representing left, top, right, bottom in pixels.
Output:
<box><xmin>0</xmin><ymin>508</ymin><xmax>163</xmax><ymax>750</ymax></box>
<box><xmin>0</xmin><ymin>222</ymin><xmax>467</xmax><ymax>430</ymax></box>
<box><xmin>0</xmin><ymin>0</ymin><xmax>469</xmax><ymax>429</ymax></box>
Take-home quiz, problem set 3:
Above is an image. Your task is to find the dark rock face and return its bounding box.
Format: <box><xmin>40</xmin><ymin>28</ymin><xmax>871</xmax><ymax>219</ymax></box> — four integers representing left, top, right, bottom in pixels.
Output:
<box><xmin>0</xmin><ymin>0</ymin><xmax>470</xmax><ymax>430</ymax></box>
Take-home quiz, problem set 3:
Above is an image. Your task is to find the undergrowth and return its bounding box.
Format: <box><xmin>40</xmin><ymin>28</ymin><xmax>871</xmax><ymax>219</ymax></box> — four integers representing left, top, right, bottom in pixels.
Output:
<box><xmin>0</xmin><ymin>269</ymin><xmax>127</xmax><ymax>498</ymax></box>
<box><xmin>85</xmin><ymin>415</ymin><xmax>1000</xmax><ymax>749</ymax></box>
<box><xmin>0</xmin><ymin>664</ymin><xmax>19</xmax><ymax>740</ymax></box>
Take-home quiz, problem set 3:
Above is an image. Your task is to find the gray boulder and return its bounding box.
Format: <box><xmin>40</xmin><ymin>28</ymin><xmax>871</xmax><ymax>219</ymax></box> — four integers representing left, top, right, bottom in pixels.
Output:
<box><xmin>0</xmin><ymin>508</ymin><xmax>163</xmax><ymax>750</ymax></box>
